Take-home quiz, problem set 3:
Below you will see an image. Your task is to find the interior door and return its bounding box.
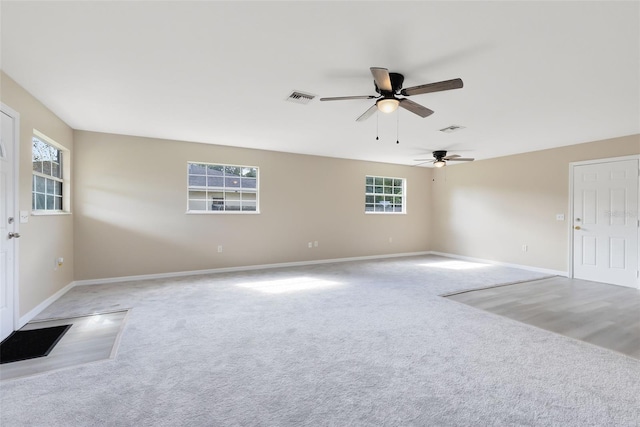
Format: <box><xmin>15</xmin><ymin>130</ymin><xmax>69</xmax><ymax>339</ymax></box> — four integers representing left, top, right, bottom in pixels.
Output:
<box><xmin>1</xmin><ymin>109</ymin><xmax>17</xmax><ymax>340</ymax></box>
<box><xmin>572</xmin><ymin>159</ymin><xmax>639</xmax><ymax>288</ymax></box>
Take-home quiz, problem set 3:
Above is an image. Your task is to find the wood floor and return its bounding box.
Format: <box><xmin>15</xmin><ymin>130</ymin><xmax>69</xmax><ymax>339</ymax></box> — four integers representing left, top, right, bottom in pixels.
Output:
<box><xmin>446</xmin><ymin>277</ymin><xmax>640</xmax><ymax>360</ymax></box>
<box><xmin>0</xmin><ymin>310</ymin><xmax>128</xmax><ymax>381</ymax></box>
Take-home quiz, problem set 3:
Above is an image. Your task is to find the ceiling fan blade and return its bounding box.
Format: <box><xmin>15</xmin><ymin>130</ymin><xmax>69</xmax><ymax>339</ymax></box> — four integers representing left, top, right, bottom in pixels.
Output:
<box><xmin>401</xmin><ymin>78</ymin><xmax>463</xmax><ymax>96</ymax></box>
<box><xmin>370</xmin><ymin>67</ymin><xmax>392</xmax><ymax>92</ymax></box>
<box><xmin>398</xmin><ymin>98</ymin><xmax>434</xmax><ymax>118</ymax></box>
<box><xmin>356</xmin><ymin>104</ymin><xmax>378</xmax><ymax>122</ymax></box>
<box><xmin>448</xmin><ymin>157</ymin><xmax>475</xmax><ymax>162</ymax></box>
<box><xmin>443</xmin><ymin>154</ymin><xmax>460</xmax><ymax>160</ymax></box>
<box><xmin>320</xmin><ymin>95</ymin><xmax>377</xmax><ymax>101</ymax></box>
<box><xmin>413</xmin><ymin>160</ymin><xmax>436</xmax><ymax>167</ymax></box>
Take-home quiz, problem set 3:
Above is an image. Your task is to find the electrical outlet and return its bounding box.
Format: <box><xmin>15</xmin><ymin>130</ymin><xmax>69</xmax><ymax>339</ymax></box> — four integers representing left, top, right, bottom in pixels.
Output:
<box><xmin>308</xmin><ymin>242</ymin><xmax>312</xmax><ymax>248</ymax></box>
<box><xmin>556</xmin><ymin>214</ymin><xmax>565</xmax><ymax>221</ymax></box>
<box><xmin>217</xmin><ymin>245</ymin><xmax>223</xmax><ymax>253</ymax></box>
<box><xmin>522</xmin><ymin>245</ymin><xmax>528</xmax><ymax>252</ymax></box>
<box><xmin>314</xmin><ymin>241</ymin><xmax>318</xmax><ymax>247</ymax></box>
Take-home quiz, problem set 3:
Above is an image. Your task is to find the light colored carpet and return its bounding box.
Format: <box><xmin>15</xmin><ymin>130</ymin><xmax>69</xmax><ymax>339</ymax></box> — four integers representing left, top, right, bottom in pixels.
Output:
<box><xmin>1</xmin><ymin>255</ymin><xmax>639</xmax><ymax>426</ymax></box>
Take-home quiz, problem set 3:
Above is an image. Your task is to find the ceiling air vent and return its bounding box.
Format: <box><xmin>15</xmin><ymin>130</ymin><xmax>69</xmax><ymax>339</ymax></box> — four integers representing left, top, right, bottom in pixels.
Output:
<box><xmin>439</xmin><ymin>125</ymin><xmax>466</xmax><ymax>133</ymax></box>
<box><xmin>285</xmin><ymin>91</ymin><xmax>316</xmax><ymax>105</ymax></box>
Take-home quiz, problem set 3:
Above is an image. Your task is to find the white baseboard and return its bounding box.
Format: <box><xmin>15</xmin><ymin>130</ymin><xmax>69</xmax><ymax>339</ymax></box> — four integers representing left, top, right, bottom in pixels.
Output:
<box><xmin>428</xmin><ymin>251</ymin><xmax>568</xmax><ymax>277</ymax></box>
<box><xmin>18</xmin><ymin>281</ymin><xmax>76</xmax><ymax>328</ymax></box>
<box><xmin>74</xmin><ymin>251</ymin><xmax>432</xmax><ymax>286</ymax></box>
<box><xmin>19</xmin><ymin>251</ymin><xmax>565</xmax><ymax>320</ymax></box>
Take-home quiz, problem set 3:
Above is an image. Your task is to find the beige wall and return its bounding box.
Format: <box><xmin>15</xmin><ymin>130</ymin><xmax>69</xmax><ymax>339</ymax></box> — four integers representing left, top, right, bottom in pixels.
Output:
<box><xmin>431</xmin><ymin>134</ymin><xmax>640</xmax><ymax>272</ymax></box>
<box><xmin>73</xmin><ymin>131</ymin><xmax>432</xmax><ymax>280</ymax></box>
<box><xmin>1</xmin><ymin>71</ymin><xmax>75</xmax><ymax>317</ymax></box>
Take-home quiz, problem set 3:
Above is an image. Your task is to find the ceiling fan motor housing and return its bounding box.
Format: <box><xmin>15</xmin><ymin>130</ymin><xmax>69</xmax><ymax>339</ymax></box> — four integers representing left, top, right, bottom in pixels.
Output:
<box><xmin>433</xmin><ymin>150</ymin><xmax>447</xmax><ymax>160</ymax></box>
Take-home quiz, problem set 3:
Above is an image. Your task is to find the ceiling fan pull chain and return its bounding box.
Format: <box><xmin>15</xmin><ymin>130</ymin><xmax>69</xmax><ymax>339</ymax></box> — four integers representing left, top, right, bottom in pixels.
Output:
<box><xmin>396</xmin><ymin>110</ymin><xmax>400</xmax><ymax>144</ymax></box>
<box><xmin>376</xmin><ymin>112</ymin><xmax>379</xmax><ymax>141</ymax></box>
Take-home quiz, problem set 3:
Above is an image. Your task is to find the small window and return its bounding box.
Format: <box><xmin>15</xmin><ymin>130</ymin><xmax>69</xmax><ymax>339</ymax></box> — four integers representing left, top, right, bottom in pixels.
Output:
<box><xmin>187</xmin><ymin>162</ymin><xmax>259</xmax><ymax>213</ymax></box>
<box><xmin>365</xmin><ymin>175</ymin><xmax>405</xmax><ymax>213</ymax></box>
<box><xmin>32</xmin><ymin>133</ymin><xmax>67</xmax><ymax>212</ymax></box>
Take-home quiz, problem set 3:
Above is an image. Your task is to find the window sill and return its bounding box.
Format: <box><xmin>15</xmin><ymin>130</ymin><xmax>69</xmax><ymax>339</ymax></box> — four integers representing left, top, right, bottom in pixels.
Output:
<box><xmin>185</xmin><ymin>211</ymin><xmax>260</xmax><ymax>215</ymax></box>
<box><xmin>31</xmin><ymin>210</ymin><xmax>72</xmax><ymax>216</ymax></box>
<box><xmin>364</xmin><ymin>212</ymin><xmax>406</xmax><ymax>215</ymax></box>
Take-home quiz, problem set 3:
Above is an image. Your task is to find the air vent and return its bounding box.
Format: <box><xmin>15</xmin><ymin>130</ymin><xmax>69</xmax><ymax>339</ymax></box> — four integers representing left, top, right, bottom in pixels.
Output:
<box><xmin>439</xmin><ymin>125</ymin><xmax>466</xmax><ymax>133</ymax></box>
<box><xmin>285</xmin><ymin>91</ymin><xmax>316</xmax><ymax>105</ymax></box>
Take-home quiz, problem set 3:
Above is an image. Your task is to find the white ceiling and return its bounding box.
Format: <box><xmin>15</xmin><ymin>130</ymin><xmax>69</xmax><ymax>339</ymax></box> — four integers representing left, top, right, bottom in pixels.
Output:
<box><xmin>1</xmin><ymin>1</ymin><xmax>638</xmax><ymax>166</ymax></box>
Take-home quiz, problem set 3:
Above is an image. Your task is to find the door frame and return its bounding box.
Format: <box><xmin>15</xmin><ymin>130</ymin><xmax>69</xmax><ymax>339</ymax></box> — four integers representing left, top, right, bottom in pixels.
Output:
<box><xmin>1</xmin><ymin>102</ymin><xmax>20</xmax><ymax>336</ymax></box>
<box><xmin>568</xmin><ymin>154</ymin><xmax>640</xmax><ymax>287</ymax></box>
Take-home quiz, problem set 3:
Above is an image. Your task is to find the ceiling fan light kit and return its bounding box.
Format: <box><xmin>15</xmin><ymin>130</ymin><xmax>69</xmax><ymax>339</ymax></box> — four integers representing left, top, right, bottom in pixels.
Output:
<box><xmin>376</xmin><ymin>98</ymin><xmax>400</xmax><ymax>113</ymax></box>
<box><xmin>320</xmin><ymin>67</ymin><xmax>463</xmax><ymax>121</ymax></box>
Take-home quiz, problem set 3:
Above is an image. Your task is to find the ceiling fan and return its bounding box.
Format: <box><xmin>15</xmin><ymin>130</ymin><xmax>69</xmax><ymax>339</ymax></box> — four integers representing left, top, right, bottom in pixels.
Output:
<box><xmin>320</xmin><ymin>67</ymin><xmax>463</xmax><ymax>121</ymax></box>
<box><xmin>414</xmin><ymin>150</ymin><xmax>474</xmax><ymax>168</ymax></box>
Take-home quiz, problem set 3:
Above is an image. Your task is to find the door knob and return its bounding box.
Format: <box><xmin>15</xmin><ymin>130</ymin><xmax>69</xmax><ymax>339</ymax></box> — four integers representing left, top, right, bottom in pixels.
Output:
<box><xmin>574</xmin><ymin>226</ymin><xmax>581</xmax><ymax>230</ymax></box>
<box><xmin>8</xmin><ymin>232</ymin><xmax>20</xmax><ymax>239</ymax></box>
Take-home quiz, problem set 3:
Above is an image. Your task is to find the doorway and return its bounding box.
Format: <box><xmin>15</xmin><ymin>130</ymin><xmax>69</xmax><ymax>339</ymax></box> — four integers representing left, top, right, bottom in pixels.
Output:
<box><xmin>571</xmin><ymin>156</ymin><xmax>639</xmax><ymax>289</ymax></box>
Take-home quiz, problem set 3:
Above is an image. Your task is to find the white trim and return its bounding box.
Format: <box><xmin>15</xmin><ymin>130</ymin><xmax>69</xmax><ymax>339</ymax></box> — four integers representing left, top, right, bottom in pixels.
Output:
<box><xmin>1</xmin><ymin>103</ymin><xmax>21</xmax><ymax>334</ymax></box>
<box><xmin>428</xmin><ymin>251</ymin><xmax>567</xmax><ymax>277</ymax></box>
<box><xmin>74</xmin><ymin>251</ymin><xmax>432</xmax><ymax>286</ymax></box>
<box><xmin>568</xmin><ymin>155</ymin><xmax>640</xmax><ymax>287</ymax></box>
<box><xmin>17</xmin><ymin>281</ymin><xmax>76</xmax><ymax>328</ymax></box>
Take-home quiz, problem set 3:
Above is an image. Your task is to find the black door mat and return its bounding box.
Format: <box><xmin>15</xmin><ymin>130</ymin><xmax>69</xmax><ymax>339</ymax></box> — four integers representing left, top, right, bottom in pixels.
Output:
<box><xmin>0</xmin><ymin>325</ymin><xmax>72</xmax><ymax>364</ymax></box>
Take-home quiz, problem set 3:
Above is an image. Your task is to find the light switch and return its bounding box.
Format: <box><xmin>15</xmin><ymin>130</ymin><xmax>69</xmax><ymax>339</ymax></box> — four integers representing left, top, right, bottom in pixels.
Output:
<box><xmin>19</xmin><ymin>211</ymin><xmax>29</xmax><ymax>223</ymax></box>
<box><xmin>556</xmin><ymin>214</ymin><xmax>565</xmax><ymax>221</ymax></box>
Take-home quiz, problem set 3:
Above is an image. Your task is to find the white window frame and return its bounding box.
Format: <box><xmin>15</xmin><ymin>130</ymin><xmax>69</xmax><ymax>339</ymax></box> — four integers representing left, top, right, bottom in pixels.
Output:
<box><xmin>365</xmin><ymin>175</ymin><xmax>406</xmax><ymax>214</ymax></box>
<box><xmin>187</xmin><ymin>162</ymin><xmax>259</xmax><ymax>214</ymax></box>
<box><xmin>31</xmin><ymin>130</ymin><xmax>70</xmax><ymax>215</ymax></box>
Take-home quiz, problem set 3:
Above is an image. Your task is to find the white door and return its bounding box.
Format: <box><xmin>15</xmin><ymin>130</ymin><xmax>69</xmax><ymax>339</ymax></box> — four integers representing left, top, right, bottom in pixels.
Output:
<box><xmin>572</xmin><ymin>159</ymin><xmax>639</xmax><ymax>288</ymax></box>
<box><xmin>0</xmin><ymin>108</ymin><xmax>17</xmax><ymax>341</ymax></box>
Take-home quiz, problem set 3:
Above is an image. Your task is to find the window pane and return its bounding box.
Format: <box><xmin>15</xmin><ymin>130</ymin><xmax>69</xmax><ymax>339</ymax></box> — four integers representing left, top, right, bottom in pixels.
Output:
<box><xmin>374</xmin><ymin>186</ymin><xmax>383</xmax><ymax>193</ymax></box>
<box><xmin>36</xmin><ymin>193</ymin><xmax>45</xmax><ymax>209</ymax></box>
<box><xmin>225</xmin><ymin>166</ymin><xmax>241</xmax><ymax>177</ymax></box>
<box><xmin>374</xmin><ymin>177</ymin><xmax>383</xmax><ymax>186</ymax></box>
<box><xmin>42</xmin><ymin>161</ymin><xmax>52</xmax><ymax>176</ymax></box>
<box><xmin>45</xmin><ymin>178</ymin><xmax>56</xmax><ymax>195</ymax></box>
<box><xmin>188</xmin><ymin>200</ymin><xmax>207</xmax><ymax>211</ymax></box>
<box><xmin>241</xmin><ymin>202</ymin><xmax>256</xmax><ymax>211</ymax></box>
<box><xmin>51</xmin><ymin>162</ymin><xmax>61</xmax><ymax>179</ymax></box>
<box><xmin>365</xmin><ymin>185</ymin><xmax>373</xmax><ymax>193</ymax></box>
<box><xmin>384</xmin><ymin>186</ymin><xmax>392</xmax><ymax>194</ymax></box>
<box><xmin>54</xmin><ymin>196</ymin><xmax>62</xmax><ymax>210</ymax></box>
<box><xmin>207</xmin><ymin>164</ymin><xmax>224</xmax><ymax>175</ymax></box>
<box><xmin>365</xmin><ymin>195</ymin><xmax>374</xmax><ymax>203</ymax></box>
<box><xmin>384</xmin><ymin>178</ymin><xmax>392</xmax><ymax>186</ymax></box>
<box><xmin>366</xmin><ymin>176</ymin><xmax>373</xmax><ymax>185</ymax></box>
<box><xmin>188</xmin><ymin>190</ymin><xmax>207</xmax><ymax>200</ymax></box>
<box><xmin>241</xmin><ymin>178</ymin><xmax>256</xmax><ymax>189</ymax></box>
<box><xmin>365</xmin><ymin>204</ymin><xmax>374</xmax><ymax>212</ymax></box>
<box><xmin>207</xmin><ymin>176</ymin><xmax>224</xmax><ymax>187</ymax></box>
<box><xmin>394</xmin><ymin>187</ymin><xmax>402</xmax><ymax>194</ymax></box>
<box><xmin>33</xmin><ymin>161</ymin><xmax>43</xmax><ymax>174</ymax></box>
<box><xmin>46</xmin><ymin>195</ymin><xmax>54</xmax><ymax>209</ymax></box>
<box><xmin>189</xmin><ymin>163</ymin><xmax>206</xmax><ymax>175</ymax></box>
<box><xmin>189</xmin><ymin>175</ymin><xmax>206</xmax><ymax>186</ymax></box>
<box><xmin>225</xmin><ymin>177</ymin><xmax>241</xmax><ymax>188</ymax></box>
<box><xmin>35</xmin><ymin>175</ymin><xmax>45</xmax><ymax>193</ymax></box>
<box><xmin>241</xmin><ymin>192</ymin><xmax>256</xmax><ymax>202</ymax></box>
<box><xmin>393</xmin><ymin>179</ymin><xmax>402</xmax><ymax>186</ymax></box>
<box><xmin>242</xmin><ymin>167</ymin><xmax>257</xmax><ymax>177</ymax></box>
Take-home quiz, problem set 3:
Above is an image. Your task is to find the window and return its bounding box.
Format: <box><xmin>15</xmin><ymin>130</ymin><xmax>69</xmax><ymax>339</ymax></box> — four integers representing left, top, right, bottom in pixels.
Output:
<box><xmin>187</xmin><ymin>163</ymin><xmax>258</xmax><ymax>213</ymax></box>
<box><xmin>32</xmin><ymin>133</ymin><xmax>66</xmax><ymax>212</ymax></box>
<box><xmin>365</xmin><ymin>175</ymin><xmax>405</xmax><ymax>213</ymax></box>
